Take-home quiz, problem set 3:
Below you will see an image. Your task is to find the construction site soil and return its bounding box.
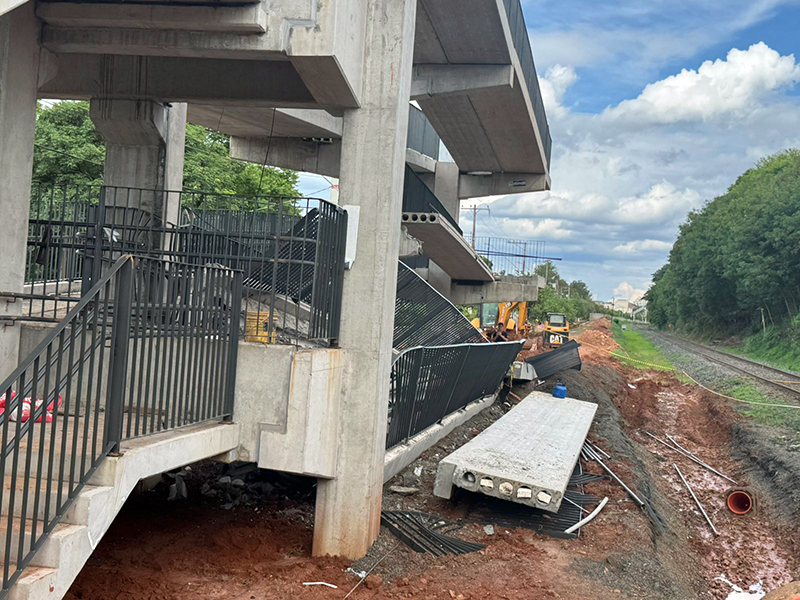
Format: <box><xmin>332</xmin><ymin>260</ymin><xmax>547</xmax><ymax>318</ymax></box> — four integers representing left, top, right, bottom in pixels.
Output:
<box><xmin>65</xmin><ymin>320</ymin><xmax>799</xmax><ymax>600</ymax></box>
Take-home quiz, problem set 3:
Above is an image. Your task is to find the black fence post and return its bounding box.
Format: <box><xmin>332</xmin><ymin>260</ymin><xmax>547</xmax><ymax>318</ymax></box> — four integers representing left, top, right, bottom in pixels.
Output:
<box><xmin>105</xmin><ymin>257</ymin><xmax>133</xmax><ymax>454</ymax></box>
<box><xmin>224</xmin><ymin>270</ymin><xmax>243</xmax><ymax>421</ymax></box>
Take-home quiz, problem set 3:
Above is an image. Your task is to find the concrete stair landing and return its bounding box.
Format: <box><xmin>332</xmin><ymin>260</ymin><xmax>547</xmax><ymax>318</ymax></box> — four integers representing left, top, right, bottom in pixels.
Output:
<box><xmin>2</xmin><ymin>422</ymin><xmax>240</xmax><ymax>600</ymax></box>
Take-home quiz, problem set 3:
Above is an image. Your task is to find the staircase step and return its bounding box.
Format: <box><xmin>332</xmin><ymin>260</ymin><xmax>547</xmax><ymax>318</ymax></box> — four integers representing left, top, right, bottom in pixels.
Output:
<box><xmin>0</xmin><ymin>516</ymin><xmax>86</xmax><ymax>569</ymax></box>
<box><xmin>5</xmin><ymin>566</ymin><xmax>58</xmax><ymax>600</ymax></box>
<box><xmin>2</xmin><ymin>473</ymin><xmax>109</xmax><ymax>526</ymax></box>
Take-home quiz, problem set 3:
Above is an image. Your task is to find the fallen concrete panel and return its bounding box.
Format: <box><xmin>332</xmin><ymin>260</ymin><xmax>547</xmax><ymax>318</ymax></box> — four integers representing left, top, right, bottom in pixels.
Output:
<box><xmin>433</xmin><ymin>391</ymin><xmax>596</xmax><ymax>513</ymax></box>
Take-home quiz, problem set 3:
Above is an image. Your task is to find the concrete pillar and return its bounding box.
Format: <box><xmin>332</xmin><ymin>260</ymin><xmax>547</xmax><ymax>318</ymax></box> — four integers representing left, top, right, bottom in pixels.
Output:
<box><xmin>90</xmin><ymin>99</ymin><xmax>186</xmax><ymax>224</ymax></box>
<box><xmin>433</xmin><ymin>161</ymin><xmax>460</xmax><ymax>221</ymax></box>
<box><xmin>312</xmin><ymin>0</ymin><xmax>417</xmax><ymax>559</ymax></box>
<box><xmin>0</xmin><ymin>4</ymin><xmax>42</xmax><ymax>380</ymax></box>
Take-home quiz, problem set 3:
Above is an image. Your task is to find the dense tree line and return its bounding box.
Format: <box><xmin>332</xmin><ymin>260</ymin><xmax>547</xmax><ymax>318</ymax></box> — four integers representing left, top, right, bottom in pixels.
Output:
<box><xmin>33</xmin><ymin>101</ymin><xmax>298</xmax><ymax>198</ymax></box>
<box><xmin>646</xmin><ymin>150</ymin><xmax>800</xmax><ymax>335</ymax></box>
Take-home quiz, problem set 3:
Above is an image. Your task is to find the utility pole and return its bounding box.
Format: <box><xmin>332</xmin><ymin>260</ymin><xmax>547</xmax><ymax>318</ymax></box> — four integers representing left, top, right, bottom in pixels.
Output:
<box><xmin>521</xmin><ymin>240</ymin><xmax>527</xmax><ymax>274</ymax></box>
<box><xmin>465</xmin><ymin>205</ymin><xmax>489</xmax><ymax>248</ymax></box>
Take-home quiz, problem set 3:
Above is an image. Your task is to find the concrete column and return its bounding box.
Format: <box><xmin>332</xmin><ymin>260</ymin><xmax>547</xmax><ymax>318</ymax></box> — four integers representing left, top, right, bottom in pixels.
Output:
<box><xmin>312</xmin><ymin>0</ymin><xmax>417</xmax><ymax>559</ymax></box>
<box><xmin>90</xmin><ymin>99</ymin><xmax>186</xmax><ymax>224</ymax></box>
<box><xmin>433</xmin><ymin>161</ymin><xmax>460</xmax><ymax>220</ymax></box>
<box><xmin>0</xmin><ymin>4</ymin><xmax>42</xmax><ymax>380</ymax></box>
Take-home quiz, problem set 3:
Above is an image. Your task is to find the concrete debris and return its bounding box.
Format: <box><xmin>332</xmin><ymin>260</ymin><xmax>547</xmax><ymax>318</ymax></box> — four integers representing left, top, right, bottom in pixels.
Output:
<box><xmin>218</xmin><ymin>476</ymin><xmax>232</xmax><ymax>485</ymax></box>
<box><xmin>346</xmin><ymin>567</ymin><xmax>367</xmax><ymax>579</ymax></box>
<box><xmin>389</xmin><ymin>485</ymin><xmax>419</xmax><ymax>496</ymax></box>
<box><xmin>483</xmin><ymin>524</ymin><xmax>495</xmax><ymax>535</ymax></box>
<box><xmin>414</xmin><ymin>466</ymin><xmax>423</xmax><ymax>477</ymax></box>
<box><xmin>434</xmin><ymin>391</ymin><xmax>597</xmax><ymax>513</ymax></box>
<box><xmin>232</xmin><ymin>478</ymin><xmax>246</xmax><ymax>488</ymax></box>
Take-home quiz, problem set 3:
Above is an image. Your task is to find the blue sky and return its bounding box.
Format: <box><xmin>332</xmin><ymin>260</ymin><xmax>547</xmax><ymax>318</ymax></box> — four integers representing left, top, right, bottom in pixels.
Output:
<box><xmin>477</xmin><ymin>0</ymin><xmax>800</xmax><ymax>301</ymax></box>
<box><xmin>299</xmin><ymin>1</ymin><xmax>800</xmax><ymax>301</ymax></box>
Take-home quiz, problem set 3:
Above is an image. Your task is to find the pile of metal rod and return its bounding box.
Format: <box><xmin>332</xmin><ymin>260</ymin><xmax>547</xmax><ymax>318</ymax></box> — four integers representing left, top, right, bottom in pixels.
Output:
<box><xmin>645</xmin><ymin>432</ymin><xmax>736</xmax><ymax>484</ymax></box>
<box><xmin>645</xmin><ymin>432</ymin><xmax>730</xmax><ymax>536</ymax></box>
<box><xmin>581</xmin><ymin>441</ymin><xmax>645</xmax><ymax>507</ymax></box>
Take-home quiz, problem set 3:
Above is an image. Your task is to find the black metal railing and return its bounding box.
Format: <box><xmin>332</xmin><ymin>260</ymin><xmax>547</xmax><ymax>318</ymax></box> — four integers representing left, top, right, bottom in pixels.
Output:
<box><xmin>402</xmin><ymin>165</ymin><xmax>461</xmax><ymax>233</ymax></box>
<box><xmin>386</xmin><ymin>340</ymin><xmax>523</xmax><ymax>449</ymax></box>
<box><xmin>407</xmin><ymin>105</ymin><xmax>441</xmax><ymax>160</ymax></box>
<box><xmin>394</xmin><ymin>262</ymin><xmax>486</xmax><ymax>351</ymax></box>
<box><xmin>24</xmin><ymin>184</ymin><xmax>348</xmax><ymax>344</ymax></box>
<box><xmin>0</xmin><ymin>255</ymin><xmax>240</xmax><ymax>597</ymax></box>
<box><xmin>464</xmin><ymin>235</ymin><xmax>550</xmax><ymax>281</ymax></box>
<box><xmin>502</xmin><ymin>0</ymin><xmax>552</xmax><ymax>167</ymax></box>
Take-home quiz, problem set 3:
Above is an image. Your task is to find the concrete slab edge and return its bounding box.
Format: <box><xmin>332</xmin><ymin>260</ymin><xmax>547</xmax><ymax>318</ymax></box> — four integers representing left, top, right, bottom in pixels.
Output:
<box><xmin>383</xmin><ymin>393</ymin><xmax>497</xmax><ymax>483</ymax></box>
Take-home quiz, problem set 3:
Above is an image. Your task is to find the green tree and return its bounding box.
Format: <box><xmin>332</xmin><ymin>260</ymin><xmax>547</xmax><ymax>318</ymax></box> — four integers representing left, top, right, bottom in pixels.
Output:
<box><xmin>647</xmin><ymin>149</ymin><xmax>800</xmax><ymax>334</ymax></box>
<box><xmin>32</xmin><ymin>101</ymin><xmax>299</xmax><ymax>200</ymax></box>
<box><xmin>534</xmin><ymin>260</ymin><xmax>561</xmax><ymax>287</ymax></box>
<box><xmin>33</xmin><ymin>101</ymin><xmax>105</xmax><ymax>185</ymax></box>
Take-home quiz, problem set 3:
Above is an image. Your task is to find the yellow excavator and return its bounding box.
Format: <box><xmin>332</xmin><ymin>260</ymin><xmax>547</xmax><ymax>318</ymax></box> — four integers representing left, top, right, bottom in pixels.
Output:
<box><xmin>543</xmin><ymin>312</ymin><xmax>570</xmax><ymax>347</ymax></box>
<box><xmin>471</xmin><ymin>302</ymin><xmax>531</xmax><ymax>341</ymax></box>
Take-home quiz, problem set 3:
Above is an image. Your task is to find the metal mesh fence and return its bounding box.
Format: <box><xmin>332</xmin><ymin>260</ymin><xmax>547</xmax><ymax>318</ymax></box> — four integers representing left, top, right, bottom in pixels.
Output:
<box><xmin>394</xmin><ymin>262</ymin><xmax>486</xmax><ymax>351</ymax></box>
<box><xmin>387</xmin><ymin>341</ymin><xmax>523</xmax><ymax>449</ymax></box>
<box><xmin>23</xmin><ymin>183</ymin><xmax>347</xmax><ymax>343</ymax></box>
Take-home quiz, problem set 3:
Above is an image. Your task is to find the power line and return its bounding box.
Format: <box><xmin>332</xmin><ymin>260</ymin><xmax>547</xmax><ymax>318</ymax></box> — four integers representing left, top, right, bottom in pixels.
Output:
<box><xmin>34</xmin><ymin>144</ymin><xmax>104</xmax><ymax>167</ymax></box>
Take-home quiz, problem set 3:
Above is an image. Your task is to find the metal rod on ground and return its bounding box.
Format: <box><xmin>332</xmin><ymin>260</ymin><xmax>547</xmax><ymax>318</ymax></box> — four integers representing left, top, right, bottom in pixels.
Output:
<box><xmin>645</xmin><ymin>432</ymin><xmax>737</xmax><ymax>484</ymax></box>
<box><xmin>589</xmin><ymin>441</ymin><xmax>611</xmax><ymax>459</ymax></box>
<box><xmin>563</xmin><ymin>496</ymin><xmax>590</xmax><ymax>514</ymax></box>
<box><xmin>665</xmin><ymin>434</ymin><xmax>736</xmax><ymax>484</ymax></box>
<box><xmin>564</xmin><ymin>497</ymin><xmax>609</xmax><ymax>534</ymax></box>
<box><xmin>342</xmin><ymin>542</ymin><xmax>401</xmax><ymax>599</ymax></box>
<box><xmin>673</xmin><ymin>464</ymin><xmax>718</xmax><ymax>536</ymax></box>
<box><xmin>582</xmin><ymin>444</ymin><xmax>645</xmax><ymax>507</ymax></box>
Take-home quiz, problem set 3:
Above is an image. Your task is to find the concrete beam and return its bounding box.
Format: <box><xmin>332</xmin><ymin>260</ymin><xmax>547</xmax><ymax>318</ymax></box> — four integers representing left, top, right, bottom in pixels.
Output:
<box><xmin>411</xmin><ymin>64</ymin><xmax>514</xmax><ymax>100</ymax></box>
<box><xmin>36</xmin><ymin>2</ymin><xmax>268</xmax><ymax>33</ymax></box>
<box><xmin>448</xmin><ymin>279</ymin><xmax>540</xmax><ymax>305</ymax></box>
<box><xmin>401</xmin><ymin>215</ymin><xmax>493</xmax><ymax>282</ymax></box>
<box><xmin>230</xmin><ymin>136</ymin><xmax>341</xmax><ymax>178</ymax></box>
<box><xmin>313</xmin><ymin>0</ymin><xmax>417</xmax><ymax>560</ymax></box>
<box><xmin>458</xmin><ymin>171</ymin><xmax>551</xmax><ymax>198</ymax></box>
<box><xmin>0</xmin><ymin>2</ymin><xmax>40</xmax><ymax>380</ymax></box>
<box><xmin>405</xmin><ymin>148</ymin><xmax>436</xmax><ymax>174</ymax></box>
<box><xmin>189</xmin><ymin>105</ymin><xmax>343</xmax><ymax>139</ymax></box>
<box><xmin>40</xmin><ymin>53</ymin><xmax>317</xmax><ymax>107</ymax></box>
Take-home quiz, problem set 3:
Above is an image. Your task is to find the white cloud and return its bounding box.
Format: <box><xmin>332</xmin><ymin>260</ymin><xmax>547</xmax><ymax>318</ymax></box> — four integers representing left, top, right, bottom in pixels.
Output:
<box><xmin>479</xmin><ymin>41</ymin><xmax>800</xmax><ymax>299</ymax></box>
<box><xmin>613</xmin><ymin>282</ymin><xmax>647</xmax><ymax>302</ymax></box>
<box><xmin>604</xmin><ymin>43</ymin><xmax>800</xmax><ymax>124</ymax></box>
<box><xmin>538</xmin><ymin>65</ymin><xmax>578</xmax><ymax>118</ymax></box>
<box><xmin>613</xmin><ymin>239</ymin><xmax>673</xmax><ymax>254</ymax></box>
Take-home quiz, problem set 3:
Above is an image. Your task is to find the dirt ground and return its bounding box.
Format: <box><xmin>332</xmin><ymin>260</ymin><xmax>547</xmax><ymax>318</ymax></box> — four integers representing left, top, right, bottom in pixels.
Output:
<box><xmin>65</xmin><ymin>319</ymin><xmax>799</xmax><ymax>600</ymax></box>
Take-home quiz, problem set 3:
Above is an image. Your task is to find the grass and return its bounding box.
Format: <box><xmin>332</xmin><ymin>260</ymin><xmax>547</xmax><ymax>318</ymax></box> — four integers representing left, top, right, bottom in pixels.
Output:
<box><xmin>610</xmin><ymin>321</ymin><xmax>676</xmax><ymax>372</ymax></box>
<box><xmin>718</xmin><ymin>339</ymin><xmax>800</xmax><ymax>374</ymax></box>
<box><xmin>725</xmin><ymin>382</ymin><xmax>800</xmax><ymax>432</ymax></box>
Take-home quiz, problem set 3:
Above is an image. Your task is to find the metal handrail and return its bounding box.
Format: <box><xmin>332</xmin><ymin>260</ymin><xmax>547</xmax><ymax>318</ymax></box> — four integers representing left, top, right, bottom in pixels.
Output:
<box><xmin>0</xmin><ymin>254</ymin><xmax>241</xmax><ymax>598</ymax></box>
<box><xmin>387</xmin><ymin>340</ymin><xmax>523</xmax><ymax>449</ymax></box>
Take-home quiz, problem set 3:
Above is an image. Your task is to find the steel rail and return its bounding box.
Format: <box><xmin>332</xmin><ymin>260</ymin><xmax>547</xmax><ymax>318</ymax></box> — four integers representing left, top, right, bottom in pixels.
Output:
<box><xmin>652</xmin><ymin>331</ymin><xmax>800</xmax><ymax>398</ymax></box>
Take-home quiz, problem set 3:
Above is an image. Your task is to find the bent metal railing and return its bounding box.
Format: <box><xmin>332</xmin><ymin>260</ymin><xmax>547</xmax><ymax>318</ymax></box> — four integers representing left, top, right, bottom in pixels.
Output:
<box><xmin>24</xmin><ymin>184</ymin><xmax>347</xmax><ymax>344</ymax></box>
<box><xmin>0</xmin><ymin>255</ymin><xmax>240</xmax><ymax>597</ymax></box>
<box><xmin>386</xmin><ymin>341</ymin><xmax>523</xmax><ymax>449</ymax></box>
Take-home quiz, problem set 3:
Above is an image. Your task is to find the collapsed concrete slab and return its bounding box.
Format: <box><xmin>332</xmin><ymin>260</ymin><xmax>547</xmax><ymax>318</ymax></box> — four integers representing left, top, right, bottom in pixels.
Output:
<box><xmin>433</xmin><ymin>391</ymin><xmax>597</xmax><ymax>513</ymax></box>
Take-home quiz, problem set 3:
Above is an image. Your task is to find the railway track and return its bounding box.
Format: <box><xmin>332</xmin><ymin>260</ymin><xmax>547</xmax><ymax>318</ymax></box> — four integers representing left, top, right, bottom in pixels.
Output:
<box><xmin>649</xmin><ymin>330</ymin><xmax>800</xmax><ymax>399</ymax></box>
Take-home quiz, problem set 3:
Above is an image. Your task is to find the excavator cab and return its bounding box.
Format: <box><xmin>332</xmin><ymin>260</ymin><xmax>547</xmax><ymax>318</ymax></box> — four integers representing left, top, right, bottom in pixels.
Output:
<box><xmin>544</xmin><ymin>313</ymin><xmax>569</xmax><ymax>347</ymax></box>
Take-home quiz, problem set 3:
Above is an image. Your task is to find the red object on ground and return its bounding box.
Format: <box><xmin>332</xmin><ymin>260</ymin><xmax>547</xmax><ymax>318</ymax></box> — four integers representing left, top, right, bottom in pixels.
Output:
<box><xmin>726</xmin><ymin>490</ymin><xmax>755</xmax><ymax>515</ymax></box>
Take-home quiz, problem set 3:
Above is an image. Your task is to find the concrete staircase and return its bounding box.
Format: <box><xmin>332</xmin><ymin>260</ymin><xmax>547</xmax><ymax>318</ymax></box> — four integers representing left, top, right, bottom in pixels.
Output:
<box><xmin>2</xmin><ymin>422</ymin><xmax>239</xmax><ymax>600</ymax></box>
